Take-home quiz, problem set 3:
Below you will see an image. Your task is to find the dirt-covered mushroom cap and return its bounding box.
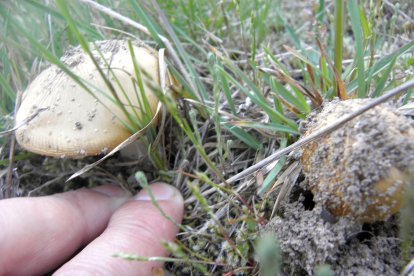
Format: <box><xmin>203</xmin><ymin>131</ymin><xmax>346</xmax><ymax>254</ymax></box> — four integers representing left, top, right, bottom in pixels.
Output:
<box><xmin>15</xmin><ymin>40</ymin><xmax>170</xmax><ymax>158</ymax></box>
<box><xmin>301</xmin><ymin>98</ymin><xmax>414</xmax><ymax>223</ymax></box>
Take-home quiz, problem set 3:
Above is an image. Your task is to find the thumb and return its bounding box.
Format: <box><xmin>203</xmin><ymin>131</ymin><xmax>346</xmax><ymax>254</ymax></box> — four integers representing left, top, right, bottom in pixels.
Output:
<box><xmin>55</xmin><ymin>183</ymin><xmax>184</xmax><ymax>276</ymax></box>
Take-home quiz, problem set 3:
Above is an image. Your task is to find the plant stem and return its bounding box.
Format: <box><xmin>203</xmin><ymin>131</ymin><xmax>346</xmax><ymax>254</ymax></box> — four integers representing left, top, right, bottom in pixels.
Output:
<box><xmin>334</xmin><ymin>0</ymin><xmax>344</xmax><ymax>92</ymax></box>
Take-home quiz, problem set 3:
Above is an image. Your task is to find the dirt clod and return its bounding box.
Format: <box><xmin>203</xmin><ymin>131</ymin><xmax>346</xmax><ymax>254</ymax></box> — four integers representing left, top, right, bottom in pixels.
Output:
<box><xmin>301</xmin><ymin>99</ymin><xmax>414</xmax><ymax>222</ymax></box>
<box><xmin>262</xmin><ymin>186</ymin><xmax>404</xmax><ymax>275</ymax></box>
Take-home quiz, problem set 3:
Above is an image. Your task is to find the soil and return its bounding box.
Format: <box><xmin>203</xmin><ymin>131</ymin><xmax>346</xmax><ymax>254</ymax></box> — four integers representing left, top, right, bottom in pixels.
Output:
<box><xmin>263</xmin><ymin>183</ymin><xmax>405</xmax><ymax>275</ymax></box>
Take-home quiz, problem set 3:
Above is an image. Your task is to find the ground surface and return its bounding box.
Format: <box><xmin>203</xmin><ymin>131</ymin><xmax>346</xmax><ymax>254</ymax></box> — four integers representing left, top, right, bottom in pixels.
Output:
<box><xmin>264</xmin><ymin>182</ymin><xmax>407</xmax><ymax>275</ymax></box>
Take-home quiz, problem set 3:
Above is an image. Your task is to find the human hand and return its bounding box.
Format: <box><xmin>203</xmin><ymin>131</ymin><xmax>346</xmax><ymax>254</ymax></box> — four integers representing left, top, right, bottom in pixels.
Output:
<box><xmin>0</xmin><ymin>183</ymin><xmax>184</xmax><ymax>275</ymax></box>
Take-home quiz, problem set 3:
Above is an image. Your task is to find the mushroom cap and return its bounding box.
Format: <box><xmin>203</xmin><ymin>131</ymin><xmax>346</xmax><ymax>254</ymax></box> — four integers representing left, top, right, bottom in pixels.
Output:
<box><xmin>301</xmin><ymin>99</ymin><xmax>414</xmax><ymax>222</ymax></box>
<box><xmin>15</xmin><ymin>40</ymin><xmax>166</xmax><ymax>158</ymax></box>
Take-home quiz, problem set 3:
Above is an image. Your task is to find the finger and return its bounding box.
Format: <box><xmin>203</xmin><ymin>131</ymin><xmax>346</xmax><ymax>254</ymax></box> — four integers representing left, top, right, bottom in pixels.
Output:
<box><xmin>55</xmin><ymin>183</ymin><xmax>184</xmax><ymax>276</ymax></box>
<box><xmin>0</xmin><ymin>185</ymin><xmax>130</xmax><ymax>276</ymax></box>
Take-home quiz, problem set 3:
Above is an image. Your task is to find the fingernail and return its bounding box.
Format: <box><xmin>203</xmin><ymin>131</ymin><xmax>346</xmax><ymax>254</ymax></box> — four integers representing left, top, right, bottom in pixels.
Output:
<box><xmin>134</xmin><ymin>183</ymin><xmax>180</xmax><ymax>201</ymax></box>
<box><xmin>92</xmin><ymin>185</ymin><xmax>131</xmax><ymax>197</ymax></box>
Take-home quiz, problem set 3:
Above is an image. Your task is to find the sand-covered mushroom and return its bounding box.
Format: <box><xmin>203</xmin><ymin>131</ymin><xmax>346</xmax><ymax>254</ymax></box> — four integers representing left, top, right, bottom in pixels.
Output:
<box><xmin>15</xmin><ymin>40</ymin><xmax>171</xmax><ymax>158</ymax></box>
<box><xmin>301</xmin><ymin>99</ymin><xmax>414</xmax><ymax>222</ymax></box>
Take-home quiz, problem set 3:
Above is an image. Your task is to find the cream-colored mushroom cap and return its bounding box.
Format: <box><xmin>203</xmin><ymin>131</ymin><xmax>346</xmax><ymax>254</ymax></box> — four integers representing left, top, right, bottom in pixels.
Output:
<box><xmin>15</xmin><ymin>40</ymin><xmax>167</xmax><ymax>158</ymax></box>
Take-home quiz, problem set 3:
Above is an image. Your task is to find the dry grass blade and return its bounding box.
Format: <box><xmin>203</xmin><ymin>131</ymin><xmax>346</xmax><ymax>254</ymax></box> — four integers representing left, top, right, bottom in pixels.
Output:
<box><xmin>0</xmin><ymin>108</ymin><xmax>48</xmax><ymax>137</ymax></box>
<box><xmin>150</xmin><ymin>49</ymin><xmax>168</xmax><ymax>160</ymax></box>
<box><xmin>4</xmin><ymin>91</ymin><xmax>23</xmax><ymax>197</ymax></box>
<box><xmin>305</xmin><ymin>63</ymin><xmax>323</xmax><ymax>106</ymax></box>
<box><xmin>27</xmin><ymin>175</ymin><xmax>66</xmax><ymax>196</ymax></box>
<box><xmin>272</xmin><ymin>95</ymin><xmax>302</xmax><ymax>116</ymax></box>
<box><xmin>316</xmin><ymin>40</ymin><xmax>348</xmax><ymax>100</ymax></box>
<box><xmin>270</xmin><ymin>161</ymin><xmax>301</xmax><ymax>218</ymax></box>
<box><xmin>113</xmin><ymin>253</ymin><xmax>227</xmax><ymax>266</ymax></box>
<box><xmin>281</xmin><ymin>45</ymin><xmax>323</xmax><ymax>105</ymax></box>
<box><xmin>66</xmin><ymin>120</ymin><xmax>154</xmax><ymax>182</ymax></box>
<box><xmin>402</xmin><ymin>257</ymin><xmax>414</xmax><ymax>276</ymax></box>
<box><xmin>260</xmin><ymin>67</ymin><xmax>319</xmax><ymax>105</ymax></box>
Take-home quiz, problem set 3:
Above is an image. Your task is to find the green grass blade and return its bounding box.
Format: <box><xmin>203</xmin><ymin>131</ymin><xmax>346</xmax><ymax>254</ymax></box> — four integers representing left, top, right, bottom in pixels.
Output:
<box><xmin>146</xmin><ymin>0</ymin><xmax>208</xmax><ymax>101</ymax></box>
<box><xmin>0</xmin><ymin>73</ymin><xmax>15</xmax><ymax>115</ymax></box>
<box><xmin>348</xmin><ymin>0</ymin><xmax>366</xmax><ymax>97</ymax></box>
<box><xmin>127</xmin><ymin>0</ymin><xmax>164</xmax><ymax>45</ymax></box>
<box><xmin>358</xmin><ymin>4</ymin><xmax>371</xmax><ymax>40</ymax></box>
<box><xmin>56</xmin><ymin>0</ymin><xmax>140</xmax><ymax>130</ymax></box>
<box><xmin>275</xmin><ymin>10</ymin><xmax>301</xmax><ymax>49</ymax></box>
<box><xmin>258</xmin><ymin>137</ymin><xmax>288</xmax><ymax>195</ymax></box>
<box><xmin>25</xmin><ymin>0</ymin><xmax>103</xmax><ymax>41</ymax></box>
<box><xmin>372</xmin><ymin>57</ymin><xmax>396</xmax><ymax>98</ymax></box>
<box><xmin>267</xmin><ymin>77</ymin><xmax>310</xmax><ymax>115</ymax></box>
<box><xmin>258</xmin><ymin>155</ymin><xmax>286</xmax><ymax>195</ymax></box>
<box><xmin>346</xmin><ymin>40</ymin><xmax>414</xmax><ymax>94</ymax></box>
<box><xmin>316</xmin><ymin>0</ymin><xmax>325</xmax><ymax>23</ymax></box>
<box><xmin>215</xmin><ymin>62</ymin><xmax>297</xmax><ymax>129</ymax></box>
<box><xmin>217</xmin><ymin>66</ymin><xmax>236</xmax><ymax>114</ymax></box>
<box><xmin>223</xmin><ymin>125</ymin><xmax>261</xmax><ymax>150</ymax></box>
<box><xmin>0</xmin><ymin>8</ymin><xmax>88</xmax><ymax>92</ymax></box>
<box><xmin>333</xmin><ymin>0</ymin><xmax>344</xmax><ymax>76</ymax></box>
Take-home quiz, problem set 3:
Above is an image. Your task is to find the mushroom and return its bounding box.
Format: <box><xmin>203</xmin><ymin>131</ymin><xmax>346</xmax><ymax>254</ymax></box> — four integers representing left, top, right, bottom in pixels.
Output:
<box><xmin>15</xmin><ymin>40</ymin><xmax>171</xmax><ymax>158</ymax></box>
<box><xmin>301</xmin><ymin>98</ymin><xmax>414</xmax><ymax>223</ymax></box>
